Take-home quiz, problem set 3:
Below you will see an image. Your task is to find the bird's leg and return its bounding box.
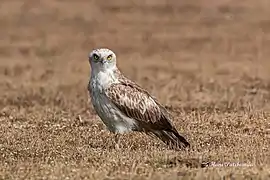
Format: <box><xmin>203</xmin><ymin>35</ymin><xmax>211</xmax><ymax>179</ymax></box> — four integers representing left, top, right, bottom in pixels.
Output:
<box><xmin>114</xmin><ymin>133</ymin><xmax>121</xmax><ymax>150</ymax></box>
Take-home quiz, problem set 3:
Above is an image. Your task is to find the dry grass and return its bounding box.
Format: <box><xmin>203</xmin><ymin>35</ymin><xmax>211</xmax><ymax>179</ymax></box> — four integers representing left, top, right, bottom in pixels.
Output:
<box><xmin>0</xmin><ymin>0</ymin><xmax>270</xmax><ymax>179</ymax></box>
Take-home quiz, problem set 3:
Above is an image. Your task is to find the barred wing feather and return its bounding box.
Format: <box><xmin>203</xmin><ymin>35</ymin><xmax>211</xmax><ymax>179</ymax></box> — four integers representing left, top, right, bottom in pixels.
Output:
<box><xmin>104</xmin><ymin>80</ymin><xmax>190</xmax><ymax>148</ymax></box>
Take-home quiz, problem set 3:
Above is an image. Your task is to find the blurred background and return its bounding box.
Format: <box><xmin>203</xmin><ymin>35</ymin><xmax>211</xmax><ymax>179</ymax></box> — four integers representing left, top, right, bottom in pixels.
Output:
<box><xmin>0</xmin><ymin>0</ymin><xmax>270</xmax><ymax>179</ymax></box>
<box><xmin>1</xmin><ymin>0</ymin><xmax>270</xmax><ymax>108</ymax></box>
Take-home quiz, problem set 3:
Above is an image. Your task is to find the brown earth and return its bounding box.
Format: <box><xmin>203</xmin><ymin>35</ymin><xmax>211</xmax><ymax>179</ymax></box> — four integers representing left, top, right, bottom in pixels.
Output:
<box><xmin>0</xmin><ymin>0</ymin><xmax>270</xmax><ymax>179</ymax></box>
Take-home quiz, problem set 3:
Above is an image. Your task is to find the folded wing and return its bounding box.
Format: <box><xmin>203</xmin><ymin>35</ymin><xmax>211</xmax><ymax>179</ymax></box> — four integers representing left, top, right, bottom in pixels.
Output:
<box><xmin>105</xmin><ymin>79</ymin><xmax>190</xmax><ymax>148</ymax></box>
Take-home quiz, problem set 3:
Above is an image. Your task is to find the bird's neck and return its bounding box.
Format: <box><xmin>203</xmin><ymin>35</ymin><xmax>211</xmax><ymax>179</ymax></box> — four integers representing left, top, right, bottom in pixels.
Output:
<box><xmin>91</xmin><ymin>67</ymin><xmax>119</xmax><ymax>89</ymax></box>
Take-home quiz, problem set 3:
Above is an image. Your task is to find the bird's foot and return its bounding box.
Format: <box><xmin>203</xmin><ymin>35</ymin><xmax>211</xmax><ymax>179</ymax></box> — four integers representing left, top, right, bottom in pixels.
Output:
<box><xmin>114</xmin><ymin>133</ymin><xmax>122</xmax><ymax>150</ymax></box>
<box><xmin>115</xmin><ymin>143</ymin><xmax>121</xmax><ymax>150</ymax></box>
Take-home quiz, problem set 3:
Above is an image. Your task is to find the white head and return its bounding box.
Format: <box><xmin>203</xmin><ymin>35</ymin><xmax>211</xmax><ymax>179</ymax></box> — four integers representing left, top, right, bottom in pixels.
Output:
<box><xmin>88</xmin><ymin>48</ymin><xmax>117</xmax><ymax>74</ymax></box>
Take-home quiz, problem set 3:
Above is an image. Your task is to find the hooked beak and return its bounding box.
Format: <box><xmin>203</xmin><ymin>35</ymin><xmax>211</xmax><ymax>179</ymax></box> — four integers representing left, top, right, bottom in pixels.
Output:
<box><xmin>100</xmin><ymin>58</ymin><xmax>106</xmax><ymax>64</ymax></box>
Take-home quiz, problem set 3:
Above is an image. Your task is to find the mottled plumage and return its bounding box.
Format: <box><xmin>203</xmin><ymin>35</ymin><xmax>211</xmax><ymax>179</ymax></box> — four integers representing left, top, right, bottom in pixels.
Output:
<box><xmin>88</xmin><ymin>48</ymin><xmax>190</xmax><ymax>149</ymax></box>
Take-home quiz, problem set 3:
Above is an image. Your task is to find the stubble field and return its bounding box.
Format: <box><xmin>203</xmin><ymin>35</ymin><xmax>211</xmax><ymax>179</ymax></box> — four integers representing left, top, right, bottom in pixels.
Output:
<box><xmin>0</xmin><ymin>0</ymin><xmax>270</xmax><ymax>179</ymax></box>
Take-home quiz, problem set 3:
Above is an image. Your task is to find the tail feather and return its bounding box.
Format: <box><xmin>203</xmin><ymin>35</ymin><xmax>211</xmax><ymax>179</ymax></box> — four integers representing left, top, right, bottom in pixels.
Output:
<box><xmin>152</xmin><ymin>129</ymin><xmax>190</xmax><ymax>149</ymax></box>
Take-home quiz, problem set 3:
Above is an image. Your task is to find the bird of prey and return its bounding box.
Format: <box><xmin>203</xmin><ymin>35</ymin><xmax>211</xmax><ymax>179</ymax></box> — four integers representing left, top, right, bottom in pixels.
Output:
<box><xmin>87</xmin><ymin>48</ymin><xmax>190</xmax><ymax>149</ymax></box>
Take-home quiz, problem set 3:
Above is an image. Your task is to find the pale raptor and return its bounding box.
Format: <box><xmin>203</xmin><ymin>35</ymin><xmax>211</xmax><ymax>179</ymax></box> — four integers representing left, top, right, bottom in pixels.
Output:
<box><xmin>87</xmin><ymin>48</ymin><xmax>190</xmax><ymax>149</ymax></box>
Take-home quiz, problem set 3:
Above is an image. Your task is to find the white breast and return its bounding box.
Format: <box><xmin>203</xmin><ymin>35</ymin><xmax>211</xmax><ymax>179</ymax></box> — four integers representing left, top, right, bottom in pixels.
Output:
<box><xmin>88</xmin><ymin>70</ymin><xmax>137</xmax><ymax>133</ymax></box>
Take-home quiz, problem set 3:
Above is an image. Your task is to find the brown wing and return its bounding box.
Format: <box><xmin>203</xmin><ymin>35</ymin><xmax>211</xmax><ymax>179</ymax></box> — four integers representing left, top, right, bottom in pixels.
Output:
<box><xmin>105</xmin><ymin>70</ymin><xmax>190</xmax><ymax>148</ymax></box>
<box><xmin>106</xmin><ymin>83</ymin><xmax>157</xmax><ymax>121</ymax></box>
<box><xmin>105</xmin><ymin>79</ymin><xmax>190</xmax><ymax>148</ymax></box>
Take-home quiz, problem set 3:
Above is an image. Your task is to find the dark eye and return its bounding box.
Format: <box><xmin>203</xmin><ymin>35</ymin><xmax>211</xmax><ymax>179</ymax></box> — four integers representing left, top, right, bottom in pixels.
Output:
<box><xmin>93</xmin><ymin>53</ymin><xmax>99</xmax><ymax>61</ymax></box>
<box><xmin>107</xmin><ymin>54</ymin><xmax>113</xmax><ymax>60</ymax></box>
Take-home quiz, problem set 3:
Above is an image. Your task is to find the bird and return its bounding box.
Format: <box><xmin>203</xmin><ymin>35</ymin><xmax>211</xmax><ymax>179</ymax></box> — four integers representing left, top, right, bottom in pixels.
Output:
<box><xmin>87</xmin><ymin>48</ymin><xmax>190</xmax><ymax>149</ymax></box>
